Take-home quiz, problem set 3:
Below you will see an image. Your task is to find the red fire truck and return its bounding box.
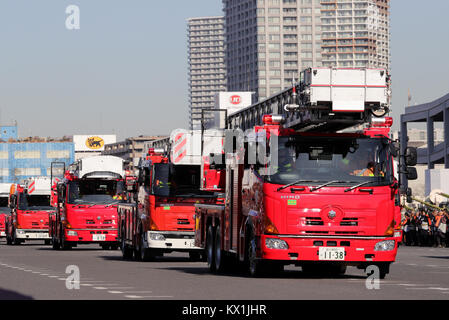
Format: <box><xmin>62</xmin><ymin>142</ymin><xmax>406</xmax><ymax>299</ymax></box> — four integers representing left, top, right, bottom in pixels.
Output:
<box><xmin>194</xmin><ymin>68</ymin><xmax>418</xmax><ymax>278</ymax></box>
<box><xmin>118</xmin><ymin>141</ymin><xmax>221</xmax><ymax>261</ymax></box>
<box><xmin>49</xmin><ymin>156</ymin><xmax>126</xmax><ymax>250</ymax></box>
<box><xmin>6</xmin><ymin>178</ymin><xmax>53</xmax><ymax>245</ymax></box>
<box><xmin>0</xmin><ymin>183</ymin><xmax>12</xmax><ymax>239</ymax></box>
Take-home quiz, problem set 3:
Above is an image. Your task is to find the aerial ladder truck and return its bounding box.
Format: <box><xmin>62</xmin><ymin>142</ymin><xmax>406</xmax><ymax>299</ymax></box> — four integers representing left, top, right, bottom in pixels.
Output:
<box><xmin>194</xmin><ymin>67</ymin><xmax>418</xmax><ymax>278</ymax></box>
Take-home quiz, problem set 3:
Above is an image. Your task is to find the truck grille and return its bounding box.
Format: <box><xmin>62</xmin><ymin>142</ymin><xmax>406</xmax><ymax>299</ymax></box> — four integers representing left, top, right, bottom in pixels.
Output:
<box><xmin>340</xmin><ymin>218</ymin><xmax>358</xmax><ymax>226</ymax></box>
<box><xmin>305</xmin><ymin>217</ymin><xmax>324</xmax><ymax>226</ymax></box>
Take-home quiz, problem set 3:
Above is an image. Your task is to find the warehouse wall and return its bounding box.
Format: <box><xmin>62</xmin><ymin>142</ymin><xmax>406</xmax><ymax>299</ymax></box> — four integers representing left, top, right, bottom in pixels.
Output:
<box><xmin>0</xmin><ymin>142</ymin><xmax>74</xmax><ymax>183</ymax></box>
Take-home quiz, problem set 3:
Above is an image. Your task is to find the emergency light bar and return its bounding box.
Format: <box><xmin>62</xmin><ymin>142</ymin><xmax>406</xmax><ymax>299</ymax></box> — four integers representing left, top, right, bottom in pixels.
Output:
<box><xmin>371</xmin><ymin>117</ymin><xmax>393</xmax><ymax>128</ymax></box>
<box><xmin>148</xmin><ymin>148</ymin><xmax>165</xmax><ymax>155</ymax></box>
<box><xmin>263</xmin><ymin>115</ymin><xmax>285</xmax><ymax>125</ymax></box>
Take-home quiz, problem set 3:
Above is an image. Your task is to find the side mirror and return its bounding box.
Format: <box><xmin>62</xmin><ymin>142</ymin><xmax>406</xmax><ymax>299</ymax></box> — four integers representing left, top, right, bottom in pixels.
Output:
<box><xmin>405</xmin><ymin>147</ymin><xmax>417</xmax><ymax>166</ymax></box>
<box><xmin>406</xmin><ymin>167</ymin><xmax>418</xmax><ymax>180</ymax></box>
<box><xmin>407</xmin><ymin>195</ymin><xmax>413</xmax><ymax>203</ymax></box>
<box><xmin>389</xmin><ymin>144</ymin><xmax>399</xmax><ymax>158</ymax></box>
<box><xmin>406</xmin><ymin>188</ymin><xmax>412</xmax><ymax>197</ymax></box>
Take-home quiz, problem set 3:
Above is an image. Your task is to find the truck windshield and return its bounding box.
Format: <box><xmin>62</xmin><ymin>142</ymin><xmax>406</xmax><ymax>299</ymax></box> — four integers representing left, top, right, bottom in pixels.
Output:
<box><xmin>67</xmin><ymin>179</ymin><xmax>125</xmax><ymax>205</ymax></box>
<box><xmin>152</xmin><ymin>164</ymin><xmax>204</xmax><ymax>197</ymax></box>
<box><xmin>18</xmin><ymin>194</ymin><xmax>53</xmax><ymax>211</ymax></box>
<box><xmin>265</xmin><ymin>136</ymin><xmax>393</xmax><ymax>187</ymax></box>
<box><xmin>0</xmin><ymin>197</ymin><xmax>9</xmax><ymax>214</ymax></box>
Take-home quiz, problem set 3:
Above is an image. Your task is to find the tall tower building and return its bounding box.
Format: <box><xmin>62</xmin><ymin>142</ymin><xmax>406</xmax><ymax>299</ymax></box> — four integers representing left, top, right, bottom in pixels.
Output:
<box><xmin>223</xmin><ymin>0</ymin><xmax>323</xmax><ymax>101</ymax></box>
<box><xmin>223</xmin><ymin>0</ymin><xmax>390</xmax><ymax>101</ymax></box>
<box><xmin>321</xmin><ymin>0</ymin><xmax>390</xmax><ymax>70</ymax></box>
<box><xmin>187</xmin><ymin>17</ymin><xmax>227</xmax><ymax>130</ymax></box>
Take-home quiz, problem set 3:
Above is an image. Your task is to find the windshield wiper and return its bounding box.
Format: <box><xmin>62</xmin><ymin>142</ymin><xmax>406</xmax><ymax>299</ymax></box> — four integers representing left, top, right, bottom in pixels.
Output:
<box><xmin>105</xmin><ymin>202</ymin><xmax>120</xmax><ymax>208</ymax></box>
<box><xmin>277</xmin><ymin>180</ymin><xmax>322</xmax><ymax>192</ymax></box>
<box><xmin>345</xmin><ymin>181</ymin><xmax>373</xmax><ymax>193</ymax></box>
<box><xmin>309</xmin><ymin>180</ymin><xmax>350</xmax><ymax>192</ymax></box>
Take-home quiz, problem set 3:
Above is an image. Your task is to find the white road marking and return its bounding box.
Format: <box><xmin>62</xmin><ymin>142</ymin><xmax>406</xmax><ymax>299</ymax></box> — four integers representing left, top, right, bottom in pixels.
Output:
<box><xmin>405</xmin><ymin>287</ymin><xmax>449</xmax><ymax>291</ymax></box>
<box><xmin>125</xmin><ymin>295</ymin><xmax>173</xmax><ymax>299</ymax></box>
<box><xmin>108</xmin><ymin>291</ymin><xmax>124</xmax><ymax>294</ymax></box>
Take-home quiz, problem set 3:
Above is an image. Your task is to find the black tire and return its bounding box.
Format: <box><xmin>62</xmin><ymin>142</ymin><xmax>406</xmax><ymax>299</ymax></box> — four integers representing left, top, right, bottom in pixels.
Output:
<box><xmin>214</xmin><ymin>225</ymin><xmax>227</xmax><ymax>273</ymax></box>
<box><xmin>44</xmin><ymin>239</ymin><xmax>51</xmax><ymax>246</ymax></box>
<box><xmin>140</xmin><ymin>232</ymin><xmax>155</xmax><ymax>262</ymax></box>
<box><xmin>110</xmin><ymin>245</ymin><xmax>119</xmax><ymax>250</ymax></box>
<box><xmin>60</xmin><ymin>232</ymin><xmax>72</xmax><ymax>250</ymax></box>
<box><xmin>206</xmin><ymin>225</ymin><xmax>216</xmax><ymax>272</ymax></box>
<box><xmin>12</xmin><ymin>229</ymin><xmax>21</xmax><ymax>245</ymax></box>
<box><xmin>247</xmin><ymin>233</ymin><xmax>265</xmax><ymax>277</ymax></box>
<box><xmin>378</xmin><ymin>263</ymin><xmax>389</xmax><ymax>279</ymax></box>
<box><xmin>52</xmin><ymin>232</ymin><xmax>60</xmax><ymax>250</ymax></box>
<box><xmin>121</xmin><ymin>234</ymin><xmax>133</xmax><ymax>260</ymax></box>
<box><xmin>6</xmin><ymin>232</ymin><xmax>12</xmax><ymax>245</ymax></box>
<box><xmin>101</xmin><ymin>244</ymin><xmax>111</xmax><ymax>250</ymax></box>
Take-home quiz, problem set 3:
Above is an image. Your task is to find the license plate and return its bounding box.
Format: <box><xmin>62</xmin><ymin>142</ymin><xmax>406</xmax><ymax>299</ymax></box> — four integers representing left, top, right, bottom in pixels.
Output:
<box><xmin>318</xmin><ymin>247</ymin><xmax>345</xmax><ymax>261</ymax></box>
<box><xmin>93</xmin><ymin>234</ymin><xmax>106</xmax><ymax>241</ymax></box>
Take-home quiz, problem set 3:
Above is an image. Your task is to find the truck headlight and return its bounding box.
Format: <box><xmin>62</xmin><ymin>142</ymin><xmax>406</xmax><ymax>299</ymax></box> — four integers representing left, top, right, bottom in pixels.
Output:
<box><xmin>67</xmin><ymin>231</ymin><xmax>78</xmax><ymax>236</ymax></box>
<box><xmin>149</xmin><ymin>233</ymin><xmax>165</xmax><ymax>241</ymax></box>
<box><xmin>374</xmin><ymin>240</ymin><xmax>395</xmax><ymax>251</ymax></box>
<box><xmin>17</xmin><ymin>230</ymin><xmax>25</xmax><ymax>235</ymax></box>
<box><xmin>265</xmin><ymin>238</ymin><xmax>289</xmax><ymax>250</ymax></box>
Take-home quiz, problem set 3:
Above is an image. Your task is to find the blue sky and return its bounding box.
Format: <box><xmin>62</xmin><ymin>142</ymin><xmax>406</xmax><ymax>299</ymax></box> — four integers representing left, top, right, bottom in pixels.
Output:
<box><xmin>0</xmin><ymin>0</ymin><xmax>447</xmax><ymax>139</ymax></box>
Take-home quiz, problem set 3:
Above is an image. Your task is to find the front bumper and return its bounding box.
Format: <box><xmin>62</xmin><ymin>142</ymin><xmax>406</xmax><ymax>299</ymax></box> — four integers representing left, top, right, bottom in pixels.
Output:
<box><xmin>145</xmin><ymin>231</ymin><xmax>201</xmax><ymax>251</ymax></box>
<box><xmin>15</xmin><ymin>229</ymin><xmax>51</xmax><ymax>240</ymax></box>
<box><xmin>64</xmin><ymin>229</ymin><xmax>119</xmax><ymax>243</ymax></box>
<box><xmin>261</xmin><ymin>235</ymin><xmax>398</xmax><ymax>264</ymax></box>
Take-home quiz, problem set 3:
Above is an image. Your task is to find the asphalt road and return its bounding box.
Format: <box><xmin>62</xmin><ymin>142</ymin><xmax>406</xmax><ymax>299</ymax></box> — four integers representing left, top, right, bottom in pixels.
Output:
<box><xmin>1</xmin><ymin>240</ymin><xmax>449</xmax><ymax>300</ymax></box>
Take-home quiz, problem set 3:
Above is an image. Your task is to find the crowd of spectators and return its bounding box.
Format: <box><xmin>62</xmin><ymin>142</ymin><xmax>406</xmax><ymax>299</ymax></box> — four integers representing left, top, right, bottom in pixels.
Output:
<box><xmin>401</xmin><ymin>208</ymin><xmax>449</xmax><ymax>247</ymax></box>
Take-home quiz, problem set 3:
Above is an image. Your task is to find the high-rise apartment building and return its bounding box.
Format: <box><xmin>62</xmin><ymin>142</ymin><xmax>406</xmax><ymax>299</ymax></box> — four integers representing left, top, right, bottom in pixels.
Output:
<box><xmin>321</xmin><ymin>0</ymin><xmax>390</xmax><ymax>69</ymax></box>
<box><xmin>187</xmin><ymin>17</ymin><xmax>227</xmax><ymax>130</ymax></box>
<box><xmin>223</xmin><ymin>0</ymin><xmax>390</xmax><ymax>101</ymax></box>
<box><xmin>224</xmin><ymin>0</ymin><xmax>323</xmax><ymax>101</ymax></box>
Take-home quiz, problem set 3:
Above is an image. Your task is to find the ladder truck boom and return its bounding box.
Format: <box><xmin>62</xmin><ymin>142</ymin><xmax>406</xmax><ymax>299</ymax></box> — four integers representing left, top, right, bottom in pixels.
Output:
<box><xmin>227</xmin><ymin>67</ymin><xmax>391</xmax><ymax>132</ymax></box>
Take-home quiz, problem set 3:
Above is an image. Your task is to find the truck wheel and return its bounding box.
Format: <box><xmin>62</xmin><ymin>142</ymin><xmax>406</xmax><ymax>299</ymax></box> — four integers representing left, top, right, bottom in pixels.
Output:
<box><xmin>140</xmin><ymin>233</ymin><xmax>155</xmax><ymax>262</ymax></box>
<box><xmin>44</xmin><ymin>239</ymin><xmax>51</xmax><ymax>246</ymax></box>
<box><xmin>214</xmin><ymin>225</ymin><xmax>227</xmax><ymax>273</ymax></box>
<box><xmin>60</xmin><ymin>235</ymin><xmax>72</xmax><ymax>250</ymax></box>
<box><xmin>52</xmin><ymin>233</ymin><xmax>60</xmax><ymax>250</ymax></box>
<box><xmin>206</xmin><ymin>225</ymin><xmax>216</xmax><ymax>272</ymax></box>
<box><xmin>247</xmin><ymin>233</ymin><xmax>266</xmax><ymax>277</ymax></box>
<box><xmin>12</xmin><ymin>230</ymin><xmax>21</xmax><ymax>245</ymax></box>
<box><xmin>6</xmin><ymin>232</ymin><xmax>12</xmax><ymax>245</ymax></box>
<box><xmin>121</xmin><ymin>236</ymin><xmax>133</xmax><ymax>260</ymax></box>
